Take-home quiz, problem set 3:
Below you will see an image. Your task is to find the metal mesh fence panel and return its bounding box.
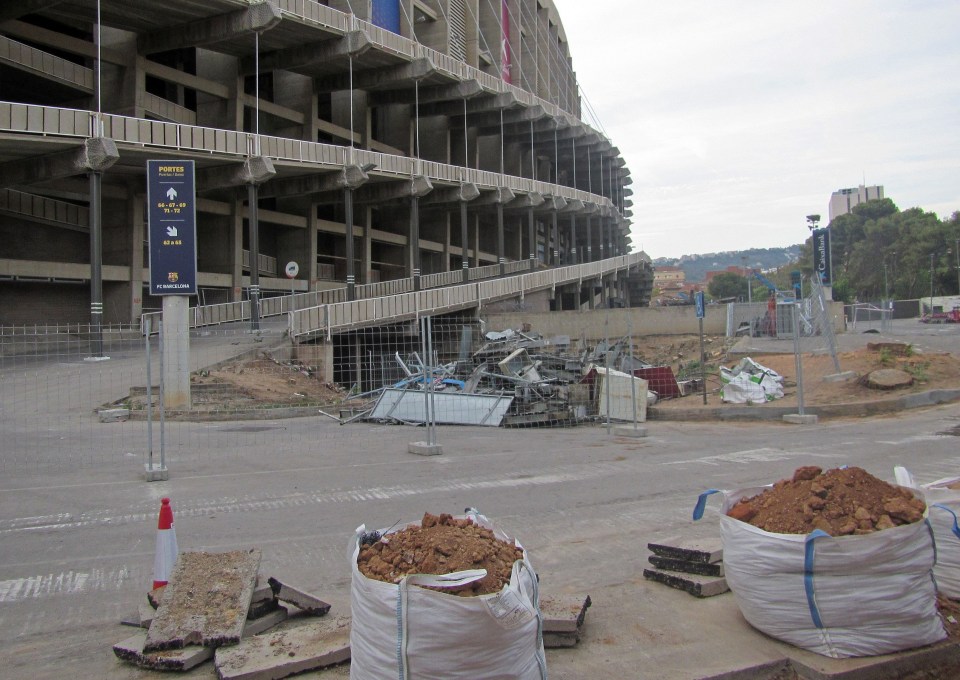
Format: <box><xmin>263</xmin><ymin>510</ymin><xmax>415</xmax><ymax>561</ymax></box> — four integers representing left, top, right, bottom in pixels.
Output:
<box><xmin>1</xmin><ymin>311</ymin><xmax>656</xmax><ymax>475</ymax></box>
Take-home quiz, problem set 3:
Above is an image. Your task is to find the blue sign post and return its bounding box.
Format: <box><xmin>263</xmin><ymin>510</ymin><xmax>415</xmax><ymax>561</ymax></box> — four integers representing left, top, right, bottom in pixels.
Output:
<box><xmin>147</xmin><ymin>160</ymin><xmax>197</xmax><ymax>296</ymax></box>
<box><xmin>695</xmin><ymin>291</ymin><xmax>707</xmax><ymax>404</ymax></box>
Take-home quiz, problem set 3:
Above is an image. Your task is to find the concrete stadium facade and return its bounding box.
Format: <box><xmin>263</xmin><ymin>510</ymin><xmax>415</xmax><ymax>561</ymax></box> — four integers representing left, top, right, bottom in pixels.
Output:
<box><xmin>0</xmin><ymin>0</ymin><xmax>642</xmax><ymax>325</ymax></box>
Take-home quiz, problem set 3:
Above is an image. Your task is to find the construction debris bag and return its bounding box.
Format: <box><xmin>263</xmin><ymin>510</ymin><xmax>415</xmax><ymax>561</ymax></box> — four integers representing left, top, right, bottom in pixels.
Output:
<box><xmin>719</xmin><ymin>358</ymin><xmax>783</xmax><ymax>404</ymax></box>
<box><xmin>895</xmin><ymin>467</ymin><xmax>960</xmax><ymax>599</ymax></box>
<box><xmin>694</xmin><ymin>487</ymin><xmax>944</xmax><ymax>658</ymax></box>
<box><xmin>349</xmin><ymin>511</ymin><xmax>547</xmax><ymax>680</ymax></box>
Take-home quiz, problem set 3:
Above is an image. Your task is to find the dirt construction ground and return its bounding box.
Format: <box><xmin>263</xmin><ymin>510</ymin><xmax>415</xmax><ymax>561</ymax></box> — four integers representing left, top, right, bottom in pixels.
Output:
<box><xmin>182</xmin><ymin>321</ymin><xmax>960</xmax><ymax>417</ymax></box>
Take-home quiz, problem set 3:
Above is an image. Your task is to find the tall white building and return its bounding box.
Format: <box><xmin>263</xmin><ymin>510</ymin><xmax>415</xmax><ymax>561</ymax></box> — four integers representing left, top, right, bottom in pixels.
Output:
<box><xmin>828</xmin><ymin>185</ymin><xmax>884</xmax><ymax>221</ymax></box>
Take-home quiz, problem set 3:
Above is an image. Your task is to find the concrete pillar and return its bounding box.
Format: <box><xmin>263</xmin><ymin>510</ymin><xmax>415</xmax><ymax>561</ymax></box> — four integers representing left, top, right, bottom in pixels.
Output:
<box><xmin>586</xmin><ymin>215</ymin><xmax>593</xmax><ymax>262</ymax></box>
<box><xmin>362</xmin><ymin>205</ymin><xmax>373</xmax><ymax>284</ymax></box>
<box><xmin>230</xmin><ymin>201</ymin><xmax>244</xmax><ymax>301</ymax></box>
<box><xmin>569</xmin><ymin>215</ymin><xmax>577</xmax><ymax>265</ymax></box>
<box><xmin>161</xmin><ymin>295</ymin><xmax>191</xmax><ymax>409</ymax></box>
<box><xmin>129</xmin><ymin>192</ymin><xmax>145</xmax><ymax>321</ymax></box>
<box><xmin>307</xmin><ymin>203</ymin><xmax>319</xmax><ymax>289</ymax></box>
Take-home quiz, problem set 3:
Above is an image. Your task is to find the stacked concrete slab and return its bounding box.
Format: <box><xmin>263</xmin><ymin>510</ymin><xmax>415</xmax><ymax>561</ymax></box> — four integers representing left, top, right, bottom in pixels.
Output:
<box><xmin>642</xmin><ymin>539</ymin><xmax>729</xmax><ymax>598</ymax></box>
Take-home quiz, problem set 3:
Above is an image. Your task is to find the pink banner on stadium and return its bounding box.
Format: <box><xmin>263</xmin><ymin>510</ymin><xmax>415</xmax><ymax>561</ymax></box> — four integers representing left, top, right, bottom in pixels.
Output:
<box><xmin>501</xmin><ymin>0</ymin><xmax>512</xmax><ymax>83</ymax></box>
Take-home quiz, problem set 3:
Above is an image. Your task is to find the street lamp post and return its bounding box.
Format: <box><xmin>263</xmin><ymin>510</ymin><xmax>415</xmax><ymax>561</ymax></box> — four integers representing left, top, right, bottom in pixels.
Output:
<box><xmin>929</xmin><ymin>252</ymin><xmax>935</xmax><ymax>316</ymax></box>
<box><xmin>955</xmin><ymin>239</ymin><xmax>960</xmax><ymax>295</ymax></box>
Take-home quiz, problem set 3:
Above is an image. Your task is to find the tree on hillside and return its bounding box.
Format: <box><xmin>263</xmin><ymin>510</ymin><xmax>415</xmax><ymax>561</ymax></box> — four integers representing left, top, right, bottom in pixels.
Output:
<box><xmin>707</xmin><ymin>272</ymin><xmax>747</xmax><ymax>301</ymax></box>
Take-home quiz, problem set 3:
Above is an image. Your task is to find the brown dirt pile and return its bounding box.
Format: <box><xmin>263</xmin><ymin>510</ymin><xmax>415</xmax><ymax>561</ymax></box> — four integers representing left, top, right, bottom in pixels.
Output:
<box><xmin>727</xmin><ymin>466</ymin><xmax>925</xmax><ymax>535</ymax></box>
<box><xmin>357</xmin><ymin>513</ymin><xmax>523</xmax><ymax>596</ymax></box>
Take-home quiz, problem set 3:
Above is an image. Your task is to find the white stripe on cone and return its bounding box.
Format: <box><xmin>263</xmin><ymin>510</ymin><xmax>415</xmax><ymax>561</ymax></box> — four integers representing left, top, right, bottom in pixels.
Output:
<box><xmin>153</xmin><ymin>497</ymin><xmax>178</xmax><ymax>590</ymax></box>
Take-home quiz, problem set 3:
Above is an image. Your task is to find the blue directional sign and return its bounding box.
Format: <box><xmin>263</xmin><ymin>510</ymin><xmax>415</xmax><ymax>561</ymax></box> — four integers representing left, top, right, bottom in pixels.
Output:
<box><xmin>694</xmin><ymin>291</ymin><xmax>705</xmax><ymax>319</ymax></box>
<box><xmin>148</xmin><ymin>160</ymin><xmax>197</xmax><ymax>296</ymax></box>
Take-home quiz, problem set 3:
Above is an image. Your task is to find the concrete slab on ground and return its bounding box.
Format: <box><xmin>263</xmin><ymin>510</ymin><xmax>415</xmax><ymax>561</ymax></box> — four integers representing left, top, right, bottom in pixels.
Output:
<box><xmin>214</xmin><ymin>617</ymin><xmax>351</xmax><ymax>680</ymax></box>
<box><xmin>145</xmin><ymin>549</ymin><xmax>261</xmax><ymax>652</ymax></box>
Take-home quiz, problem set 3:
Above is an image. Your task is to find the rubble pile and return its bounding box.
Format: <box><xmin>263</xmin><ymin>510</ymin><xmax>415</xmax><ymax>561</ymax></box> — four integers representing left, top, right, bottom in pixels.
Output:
<box><xmin>358</xmin><ymin>327</ymin><xmax>668</xmax><ymax>427</ymax></box>
<box><xmin>727</xmin><ymin>466</ymin><xmax>926</xmax><ymax>535</ymax></box>
<box><xmin>357</xmin><ymin>512</ymin><xmax>524</xmax><ymax>595</ymax></box>
<box><xmin>114</xmin><ymin>550</ymin><xmax>345</xmax><ymax>678</ymax></box>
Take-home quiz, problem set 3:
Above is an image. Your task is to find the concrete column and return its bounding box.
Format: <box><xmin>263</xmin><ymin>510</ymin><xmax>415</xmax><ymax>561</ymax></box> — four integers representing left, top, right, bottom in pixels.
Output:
<box><xmin>129</xmin><ymin>192</ymin><xmax>145</xmax><ymax>321</ymax></box>
<box><xmin>410</xmin><ymin>196</ymin><xmax>421</xmax><ymax>290</ymax></box>
<box><xmin>528</xmin><ymin>207</ymin><xmax>536</xmax><ymax>270</ymax></box>
<box><xmin>460</xmin><ymin>200</ymin><xmax>469</xmax><ymax>283</ymax></box>
<box><xmin>569</xmin><ymin>215</ymin><xmax>577</xmax><ymax>265</ymax></box>
<box><xmin>586</xmin><ymin>215</ymin><xmax>593</xmax><ymax>262</ymax></box>
<box><xmin>551</xmin><ymin>210</ymin><xmax>559</xmax><ymax>266</ymax></box>
<box><xmin>497</xmin><ymin>201</ymin><xmax>505</xmax><ymax>276</ymax></box>
<box><xmin>230</xmin><ymin>201</ymin><xmax>244</xmax><ymax>301</ymax></box>
<box><xmin>161</xmin><ymin>295</ymin><xmax>191</xmax><ymax>409</ymax></box>
<box><xmin>362</xmin><ymin>205</ymin><xmax>373</xmax><ymax>284</ymax></box>
<box><xmin>307</xmin><ymin>203</ymin><xmax>319</xmax><ymax>289</ymax></box>
<box><xmin>247</xmin><ymin>183</ymin><xmax>261</xmax><ymax>329</ymax></box>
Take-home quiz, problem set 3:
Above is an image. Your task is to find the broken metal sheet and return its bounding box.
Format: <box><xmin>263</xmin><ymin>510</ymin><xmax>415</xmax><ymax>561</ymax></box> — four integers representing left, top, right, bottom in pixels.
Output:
<box><xmin>368</xmin><ymin>388</ymin><xmax>513</xmax><ymax>426</ymax></box>
<box><xmin>498</xmin><ymin>348</ymin><xmax>542</xmax><ymax>382</ymax></box>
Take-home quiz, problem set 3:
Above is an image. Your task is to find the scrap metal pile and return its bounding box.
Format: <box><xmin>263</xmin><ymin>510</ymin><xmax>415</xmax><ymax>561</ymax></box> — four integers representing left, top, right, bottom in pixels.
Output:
<box><xmin>339</xmin><ymin>327</ymin><xmax>663</xmax><ymax>428</ymax></box>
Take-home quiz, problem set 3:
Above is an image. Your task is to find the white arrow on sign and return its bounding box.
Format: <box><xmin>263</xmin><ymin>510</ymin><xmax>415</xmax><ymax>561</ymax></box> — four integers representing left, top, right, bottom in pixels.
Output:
<box><xmin>166</xmin><ymin>187</ymin><xmax>178</xmax><ymax>201</ymax></box>
<box><xmin>166</xmin><ymin>226</ymin><xmax>178</xmax><ymax>237</ymax></box>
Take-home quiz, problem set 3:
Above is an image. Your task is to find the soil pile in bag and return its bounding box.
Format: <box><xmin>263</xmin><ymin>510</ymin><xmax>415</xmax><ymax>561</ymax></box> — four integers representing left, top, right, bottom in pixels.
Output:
<box><xmin>357</xmin><ymin>512</ymin><xmax>523</xmax><ymax>595</ymax></box>
<box><xmin>727</xmin><ymin>466</ymin><xmax>925</xmax><ymax>535</ymax></box>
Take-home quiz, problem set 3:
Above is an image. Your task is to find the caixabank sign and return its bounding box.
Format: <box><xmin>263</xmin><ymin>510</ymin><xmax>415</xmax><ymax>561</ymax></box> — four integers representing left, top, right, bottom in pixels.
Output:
<box><xmin>147</xmin><ymin>160</ymin><xmax>197</xmax><ymax>296</ymax></box>
<box><xmin>812</xmin><ymin>227</ymin><xmax>832</xmax><ymax>285</ymax></box>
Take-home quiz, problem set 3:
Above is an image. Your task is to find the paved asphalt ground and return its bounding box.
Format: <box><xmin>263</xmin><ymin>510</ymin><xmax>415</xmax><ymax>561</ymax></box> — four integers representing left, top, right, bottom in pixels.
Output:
<box><xmin>1</xmin><ymin>319</ymin><xmax>959</xmax><ymax>679</ymax></box>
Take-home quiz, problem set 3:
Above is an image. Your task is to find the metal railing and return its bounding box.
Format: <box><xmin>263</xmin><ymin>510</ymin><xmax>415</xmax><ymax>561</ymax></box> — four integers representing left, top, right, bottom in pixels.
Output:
<box><xmin>288</xmin><ymin>253</ymin><xmax>644</xmax><ymax>340</ymax></box>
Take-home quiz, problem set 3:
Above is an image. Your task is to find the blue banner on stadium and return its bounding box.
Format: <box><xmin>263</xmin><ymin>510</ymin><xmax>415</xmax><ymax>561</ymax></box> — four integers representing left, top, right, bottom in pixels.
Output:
<box><xmin>371</xmin><ymin>0</ymin><xmax>401</xmax><ymax>33</ymax></box>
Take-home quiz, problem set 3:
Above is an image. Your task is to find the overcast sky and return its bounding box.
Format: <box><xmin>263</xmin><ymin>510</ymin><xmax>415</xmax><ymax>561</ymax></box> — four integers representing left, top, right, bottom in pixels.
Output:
<box><xmin>551</xmin><ymin>0</ymin><xmax>960</xmax><ymax>259</ymax></box>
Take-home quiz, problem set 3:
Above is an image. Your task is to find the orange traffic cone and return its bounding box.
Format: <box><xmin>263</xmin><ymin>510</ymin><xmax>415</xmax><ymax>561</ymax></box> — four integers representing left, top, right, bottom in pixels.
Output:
<box><xmin>152</xmin><ymin>497</ymin><xmax>179</xmax><ymax>590</ymax></box>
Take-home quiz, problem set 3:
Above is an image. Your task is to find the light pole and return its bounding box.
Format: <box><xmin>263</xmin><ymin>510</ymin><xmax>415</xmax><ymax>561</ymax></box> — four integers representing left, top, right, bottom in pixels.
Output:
<box><xmin>955</xmin><ymin>239</ymin><xmax>959</xmax><ymax>295</ymax></box>
<box><xmin>929</xmin><ymin>252</ymin><xmax>935</xmax><ymax>315</ymax></box>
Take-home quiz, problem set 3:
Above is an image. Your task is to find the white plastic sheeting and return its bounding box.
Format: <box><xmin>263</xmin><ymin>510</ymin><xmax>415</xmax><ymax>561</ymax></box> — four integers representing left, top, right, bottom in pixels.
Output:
<box><xmin>695</xmin><ymin>486</ymin><xmax>944</xmax><ymax>658</ymax></box>
<box><xmin>349</xmin><ymin>511</ymin><xmax>547</xmax><ymax>679</ymax></box>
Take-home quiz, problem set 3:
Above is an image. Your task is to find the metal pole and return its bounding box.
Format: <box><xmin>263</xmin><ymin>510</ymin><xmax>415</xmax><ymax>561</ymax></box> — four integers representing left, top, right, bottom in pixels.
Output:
<box><xmin>426</xmin><ymin>316</ymin><xmax>437</xmax><ymax>446</ymax></box>
<box><xmin>145</xmin><ymin>321</ymin><xmax>153</xmax><ymax>470</ymax></box>
<box><xmin>158</xmin><ymin>321</ymin><xmax>166</xmax><ymax>470</ymax></box>
<box><xmin>345</xmin><ymin>187</ymin><xmax>356</xmax><ymax>301</ymax></box>
<box><xmin>628</xmin><ymin>317</ymin><xmax>638</xmax><ymax>429</ymax></box>
<box><xmin>604</xmin><ymin>315</ymin><xmax>611</xmax><ymax>434</ymax></box>
<box><xmin>699</xmin><ymin>315</ymin><xmax>707</xmax><ymax>405</ymax></box>
<box><xmin>528</xmin><ymin>207</ymin><xmax>535</xmax><ymax>271</ymax></box>
<box><xmin>247</xmin><ymin>183</ymin><xmax>261</xmax><ymax>330</ymax></box>
<box><xmin>89</xmin><ymin>171</ymin><xmax>104</xmax><ymax>357</ymax></box>
<box><xmin>929</xmin><ymin>252</ymin><xmax>935</xmax><ymax>315</ymax></box>
<box><xmin>461</xmin><ymin>199</ymin><xmax>469</xmax><ymax>284</ymax></box>
<box><xmin>497</xmin><ymin>201</ymin><xmax>505</xmax><ymax>277</ymax></box>
<box><xmin>792</xmin><ymin>303</ymin><xmax>805</xmax><ymax>416</ymax></box>
<box><xmin>420</xmin><ymin>316</ymin><xmax>430</xmax><ymax>440</ymax></box>
<box><xmin>412</xmin><ymin>196</ymin><xmax>421</xmax><ymax>291</ymax></box>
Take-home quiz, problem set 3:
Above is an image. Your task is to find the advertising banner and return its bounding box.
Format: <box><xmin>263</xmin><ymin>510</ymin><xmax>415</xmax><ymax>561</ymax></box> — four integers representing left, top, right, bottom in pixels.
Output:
<box><xmin>812</xmin><ymin>228</ymin><xmax>831</xmax><ymax>285</ymax></box>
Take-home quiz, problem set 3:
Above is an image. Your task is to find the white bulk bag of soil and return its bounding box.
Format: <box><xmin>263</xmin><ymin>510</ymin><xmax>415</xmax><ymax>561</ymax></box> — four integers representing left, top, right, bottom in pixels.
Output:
<box><xmin>349</xmin><ymin>512</ymin><xmax>547</xmax><ymax>680</ymax></box>
<box><xmin>695</xmin><ymin>487</ymin><xmax>944</xmax><ymax>658</ymax></box>
<box><xmin>895</xmin><ymin>467</ymin><xmax>960</xmax><ymax>599</ymax></box>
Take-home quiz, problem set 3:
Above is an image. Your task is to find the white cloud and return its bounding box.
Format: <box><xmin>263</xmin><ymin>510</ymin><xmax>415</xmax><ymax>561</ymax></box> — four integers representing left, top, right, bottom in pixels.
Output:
<box><xmin>552</xmin><ymin>0</ymin><xmax>960</xmax><ymax>257</ymax></box>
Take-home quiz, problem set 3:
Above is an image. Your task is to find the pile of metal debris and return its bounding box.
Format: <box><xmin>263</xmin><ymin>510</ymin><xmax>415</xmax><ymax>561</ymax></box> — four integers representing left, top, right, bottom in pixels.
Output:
<box><xmin>333</xmin><ymin>327</ymin><xmax>670</xmax><ymax>428</ymax></box>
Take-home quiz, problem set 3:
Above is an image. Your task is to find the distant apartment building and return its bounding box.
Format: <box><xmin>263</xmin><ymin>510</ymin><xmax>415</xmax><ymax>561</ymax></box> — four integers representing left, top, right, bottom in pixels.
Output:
<box><xmin>828</xmin><ymin>185</ymin><xmax>884</xmax><ymax>222</ymax></box>
<box><xmin>653</xmin><ymin>265</ymin><xmax>685</xmax><ymax>290</ymax></box>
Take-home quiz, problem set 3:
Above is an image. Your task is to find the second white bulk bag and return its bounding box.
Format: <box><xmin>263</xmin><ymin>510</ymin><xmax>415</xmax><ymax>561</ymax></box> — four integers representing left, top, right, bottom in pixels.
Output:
<box><xmin>695</xmin><ymin>487</ymin><xmax>945</xmax><ymax>658</ymax></box>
